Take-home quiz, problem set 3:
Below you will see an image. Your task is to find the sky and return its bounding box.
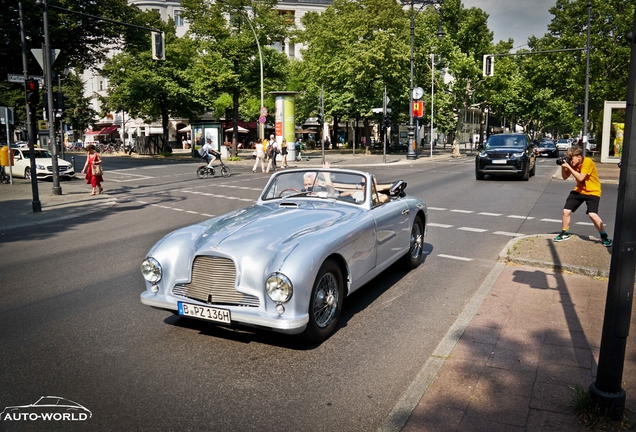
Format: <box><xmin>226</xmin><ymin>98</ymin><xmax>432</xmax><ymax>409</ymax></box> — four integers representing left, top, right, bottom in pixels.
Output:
<box><xmin>462</xmin><ymin>0</ymin><xmax>555</xmax><ymax>49</ymax></box>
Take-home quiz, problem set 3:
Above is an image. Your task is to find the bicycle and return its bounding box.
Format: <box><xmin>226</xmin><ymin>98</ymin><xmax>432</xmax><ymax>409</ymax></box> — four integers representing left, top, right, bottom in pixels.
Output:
<box><xmin>196</xmin><ymin>158</ymin><xmax>231</xmax><ymax>178</ymax></box>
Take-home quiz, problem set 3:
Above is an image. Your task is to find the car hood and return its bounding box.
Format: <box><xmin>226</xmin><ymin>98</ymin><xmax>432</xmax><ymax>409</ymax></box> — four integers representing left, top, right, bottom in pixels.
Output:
<box><xmin>32</xmin><ymin>157</ymin><xmax>72</xmax><ymax>166</ymax></box>
<box><xmin>191</xmin><ymin>201</ymin><xmax>364</xmax><ymax>254</ymax></box>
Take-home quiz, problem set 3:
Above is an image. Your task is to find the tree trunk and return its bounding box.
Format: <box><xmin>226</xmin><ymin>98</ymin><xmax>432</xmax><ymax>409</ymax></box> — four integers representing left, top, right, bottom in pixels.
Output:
<box><xmin>161</xmin><ymin>97</ymin><xmax>170</xmax><ymax>154</ymax></box>
<box><xmin>363</xmin><ymin>117</ymin><xmax>371</xmax><ymax>155</ymax></box>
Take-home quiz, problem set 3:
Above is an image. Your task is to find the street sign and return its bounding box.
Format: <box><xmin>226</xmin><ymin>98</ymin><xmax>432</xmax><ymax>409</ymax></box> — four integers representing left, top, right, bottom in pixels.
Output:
<box><xmin>258</xmin><ymin>116</ymin><xmax>266</xmax><ymax>124</ymax></box>
<box><xmin>31</xmin><ymin>48</ymin><xmax>60</xmax><ymax>71</ymax></box>
<box><xmin>7</xmin><ymin>74</ymin><xmax>44</xmax><ymax>85</ymax></box>
<box><xmin>260</xmin><ymin>107</ymin><xmax>268</xmax><ymax>116</ymax></box>
<box><xmin>38</xmin><ymin>120</ymin><xmax>48</xmax><ymax>131</ymax></box>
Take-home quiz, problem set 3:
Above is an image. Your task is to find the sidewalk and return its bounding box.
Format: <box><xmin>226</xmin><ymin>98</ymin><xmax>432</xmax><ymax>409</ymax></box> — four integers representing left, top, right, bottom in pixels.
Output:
<box><xmin>395</xmin><ymin>232</ymin><xmax>635</xmax><ymax>432</ymax></box>
<box><xmin>1</xmin><ymin>148</ymin><xmax>631</xmax><ymax>432</ymax></box>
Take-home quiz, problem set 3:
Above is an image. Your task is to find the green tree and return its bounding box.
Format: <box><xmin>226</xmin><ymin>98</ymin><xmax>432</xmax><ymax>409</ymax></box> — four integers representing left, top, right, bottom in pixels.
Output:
<box><xmin>101</xmin><ymin>13</ymin><xmax>204</xmax><ymax>151</ymax></box>
<box><xmin>181</xmin><ymin>0</ymin><xmax>290</xmax><ymax>156</ymax></box>
<box><xmin>296</xmin><ymin>0</ymin><xmax>410</xmax><ymax>147</ymax></box>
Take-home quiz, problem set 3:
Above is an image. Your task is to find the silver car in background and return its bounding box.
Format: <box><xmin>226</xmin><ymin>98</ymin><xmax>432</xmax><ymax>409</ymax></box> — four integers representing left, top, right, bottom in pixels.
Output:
<box><xmin>140</xmin><ymin>168</ymin><xmax>428</xmax><ymax>342</ymax></box>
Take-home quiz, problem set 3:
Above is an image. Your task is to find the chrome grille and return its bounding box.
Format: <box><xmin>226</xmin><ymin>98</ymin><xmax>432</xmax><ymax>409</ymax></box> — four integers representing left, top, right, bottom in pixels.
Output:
<box><xmin>172</xmin><ymin>256</ymin><xmax>259</xmax><ymax>307</ymax></box>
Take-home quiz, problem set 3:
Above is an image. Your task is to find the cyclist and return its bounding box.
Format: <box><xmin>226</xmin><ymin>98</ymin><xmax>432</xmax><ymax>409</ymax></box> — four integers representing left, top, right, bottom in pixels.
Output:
<box><xmin>200</xmin><ymin>138</ymin><xmax>221</xmax><ymax>169</ymax></box>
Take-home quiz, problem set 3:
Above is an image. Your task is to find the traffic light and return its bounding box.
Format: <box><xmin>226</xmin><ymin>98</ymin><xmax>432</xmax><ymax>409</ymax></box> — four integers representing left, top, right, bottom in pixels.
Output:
<box><xmin>574</xmin><ymin>104</ymin><xmax>584</xmax><ymax>117</ymax></box>
<box><xmin>56</xmin><ymin>92</ymin><xmax>69</xmax><ymax>118</ymax></box>
<box><xmin>151</xmin><ymin>31</ymin><xmax>165</xmax><ymax>60</ymax></box>
<box><xmin>317</xmin><ymin>113</ymin><xmax>324</xmax><ymax>126</ymax></box>
<box><xmin>383</xmin><ymin>113</ymin><xmax>391</xmax><ymax>129</ymax></box>
<box><xmin>482</xmin><ymin>54</ymin><xmax>494</xmax><ymax>77</ymax></box>
<box><xmin>26</xmin><ymin>79</ymin><xmax>39</xmax><ymax>106</ymax></box>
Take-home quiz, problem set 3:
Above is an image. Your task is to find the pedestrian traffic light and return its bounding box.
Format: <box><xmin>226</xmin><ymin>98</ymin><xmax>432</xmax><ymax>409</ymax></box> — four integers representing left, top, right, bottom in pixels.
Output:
<box><xmin>151</xmin><ymin>31</ymin><xmax>165</xmax><ymax>60</ymax></box>
<box><xmin>56</xmin><ymin>92</ymin><xmax>69</xmax><ymax>118</ymax></box>
<box><xmin>317</xmin><ymin>113</ymin><xmax>324</xmax><ymax>126</ymax></box>
<box><xmin>383</xmin><ymin>114</ymin><xmax>390</xmax><ymax>129</ymax></box>
<box><xmin>26</xmin><ymin>79</ymin><xmax>39</xmax><ymax>106</ymax></box>
<box><xmin>574</xmin><ymin>103</ymin><xmax>584</xmax><ymax>117</ymax></box>
<box><xmin>482</xmin><ymin>54</ymin><xmax>494</xmax><ymax>77</ymax></box>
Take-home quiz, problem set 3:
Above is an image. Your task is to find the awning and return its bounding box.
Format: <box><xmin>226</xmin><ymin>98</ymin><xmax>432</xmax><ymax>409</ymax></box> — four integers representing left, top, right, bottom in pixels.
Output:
<box><xmin>177</xmin><ymin>125</ymin><xmax>191</xmax><ymax>133</ymax></box>
<box><xmin>85</xmin><ymin>125</ymin><xmax>119</xmax><ymax>135</ymax></box>
<box><xmin>224</xmin><ymin>126</ymin><xmax>249</xmax><ymax>133</ymax></box>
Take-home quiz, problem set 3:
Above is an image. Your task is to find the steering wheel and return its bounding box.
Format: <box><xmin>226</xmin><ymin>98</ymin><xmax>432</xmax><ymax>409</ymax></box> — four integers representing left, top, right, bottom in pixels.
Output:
<box><xmin>278</xmin><ymin>188</ymin><xmax>301</xmax><ymax>197</ymax></box>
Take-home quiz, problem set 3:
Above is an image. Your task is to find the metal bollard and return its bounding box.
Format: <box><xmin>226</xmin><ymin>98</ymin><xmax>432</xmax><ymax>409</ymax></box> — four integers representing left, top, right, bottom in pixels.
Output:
<box><xmin>71</xmin><ymin>157</ymin><xmax>75</xmax><ymax>172</ymax></box>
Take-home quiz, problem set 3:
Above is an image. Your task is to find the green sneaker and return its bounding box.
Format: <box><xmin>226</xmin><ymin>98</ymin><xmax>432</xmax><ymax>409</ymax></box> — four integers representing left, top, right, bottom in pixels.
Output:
<box><xmin>554</xmin><ymin>232</ymin><xmax>570</xmax><ymax>242</ymax></box>
<box><xmin>602</xmin><ymin>237</ymin><xmax>613</xmax><ymax>247</ymax></box>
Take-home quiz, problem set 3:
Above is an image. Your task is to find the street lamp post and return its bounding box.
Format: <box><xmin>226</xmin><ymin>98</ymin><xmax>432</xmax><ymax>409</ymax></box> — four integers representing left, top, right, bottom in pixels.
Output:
<box><xmin>405</xmin><ymin>0</ymin><xmax>444</xmax><ymax>160</ymax></box>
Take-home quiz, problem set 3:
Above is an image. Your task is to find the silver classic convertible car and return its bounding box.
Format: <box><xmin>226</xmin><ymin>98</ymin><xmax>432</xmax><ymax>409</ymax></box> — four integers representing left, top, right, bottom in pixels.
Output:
<box><xmin>140</xmin><ymin>168</ymin><xmax>428</xmax><ymax>342</ymax></box>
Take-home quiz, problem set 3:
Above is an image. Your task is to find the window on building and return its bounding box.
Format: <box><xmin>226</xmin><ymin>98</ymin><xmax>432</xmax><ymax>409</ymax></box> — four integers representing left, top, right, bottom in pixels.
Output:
<box><xmin>99</xmin><ymin>81</ymin><xmax>103</xmax><ymax>91</ymax></box>
<box><xmin>288</xmin><ymin>43</ymin><xmax>295</xmax><ymax>59</ymax></box>
<box><xmin>174</xmin><ymin>10</ymin><xmax>184</xmax><ymax>26</ymax></box>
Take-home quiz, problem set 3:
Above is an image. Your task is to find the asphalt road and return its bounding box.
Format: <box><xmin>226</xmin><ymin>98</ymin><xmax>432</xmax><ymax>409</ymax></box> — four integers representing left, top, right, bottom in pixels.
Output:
<box><xmin>0</xmin><ymin>155</ymin><xmax>618</xmax><ymax>431</ymax></box>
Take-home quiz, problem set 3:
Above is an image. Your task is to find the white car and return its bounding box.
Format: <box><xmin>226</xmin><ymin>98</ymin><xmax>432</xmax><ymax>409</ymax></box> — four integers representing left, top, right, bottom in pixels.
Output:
<box><xmin>3</xmin><ymin>145</ymin><xmax>74</xmax><ymax>180</ymax></box>
<box><xmin>555</xmin><ymin>139</ymin><xmax>570</xmax><ymax>150</ymax></box>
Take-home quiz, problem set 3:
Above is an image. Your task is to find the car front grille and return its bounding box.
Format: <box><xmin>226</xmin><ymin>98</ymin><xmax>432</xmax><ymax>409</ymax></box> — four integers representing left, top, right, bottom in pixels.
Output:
<box><xmin>172</xmin><ymin>256</ymin><xmax>259</xmax><ymax>307</ymax></box>
<box><xmin>488</xmin><ymin>153</ymin><xmax>510</xmax><ymax>159</ymax></box>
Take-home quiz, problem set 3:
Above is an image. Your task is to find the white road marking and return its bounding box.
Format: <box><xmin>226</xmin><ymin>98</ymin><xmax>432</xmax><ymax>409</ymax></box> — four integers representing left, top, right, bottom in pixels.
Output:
<box><xmin>493</xmin><ymin>231</ymin><xmax>524</xmax><ymax>237</ymax></box>
<box><xmin>450</xmin><ymin>209</ymin><xmax>473</xmax><ymax>214</ymax></box>
<box><xmin>575</xmin><ymin>221</ymin><xmax>594</xmax><ymax>226</ymax></box>
<box><xmin>428</xmin><ymin>223</ymin><xmax>453</xmax><ymax>228</ymax></box>
<box><xmin>437</xmin><ymin>254</ymin><xmax>474</xmax><ymax>261</ymax></box>
<box><xmin>478</xmin><ymin>212</ymin><xmax>502</xmax><ymax>216</ymax></box>
<box><xmin>428</xmin><ymin>207</ymin><xmax>447</xmax><ymax>211</ymax></box>
<box><xmin>540</xmin><ymin>218</ymin><xmax>562</xmax><ymax>223</ymax></box>
<box><xmin>180</xmin><ymin>190</ymin><xmax>255</xmax><ymax>202</ymax></box>
<box><xmin>508</xmin><ymin>215</ymin><xmax>534</xmax><ymax>220</ymax></box>
<box><xmin>458</xmin><ymin>227</ymin><xmax>488</xmax><ymax>232</ymax></box>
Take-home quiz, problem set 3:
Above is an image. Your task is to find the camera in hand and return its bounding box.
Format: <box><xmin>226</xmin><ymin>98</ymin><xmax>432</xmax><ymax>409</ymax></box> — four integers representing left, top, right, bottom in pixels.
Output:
<box><xmin>556</xmin><ymin>157</ymin><xmax>571</xmax><ymax>166</ymax></box>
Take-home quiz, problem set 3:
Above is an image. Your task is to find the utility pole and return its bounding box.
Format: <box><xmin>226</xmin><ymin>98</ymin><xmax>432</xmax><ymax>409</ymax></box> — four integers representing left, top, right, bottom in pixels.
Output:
<box><xmin>582</xmin><ymin>2</ymin><xmax>592</xmax><ymax>157</ymax></box>
<box><xmin>320</xmin><ymin>86</ymin><xmax>325</xmax><ymax>165</ymax></box>
<box><xmin>19</xmin><ymin>1</ymin><xmax>41</xmax><ymax>212</ymax></box>
<box><xmin>588</xmin><ymin>19</ymin><xmax>636</xmax><ymax>417</ymax></box>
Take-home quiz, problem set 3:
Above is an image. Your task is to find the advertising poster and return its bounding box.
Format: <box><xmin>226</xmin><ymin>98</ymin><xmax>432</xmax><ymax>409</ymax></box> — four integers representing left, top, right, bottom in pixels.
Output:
<box><xmin>283</xmin><ymin>96</ymin><xmax>295</xmax><ymax>145</ymax></box>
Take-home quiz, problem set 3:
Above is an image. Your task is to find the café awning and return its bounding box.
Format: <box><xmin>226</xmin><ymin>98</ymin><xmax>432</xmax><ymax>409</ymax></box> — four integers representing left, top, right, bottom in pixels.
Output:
<box><xmin>85</xmin><ymin>125</ymin><xmax>119</xmax><ymax>135</ymax></box>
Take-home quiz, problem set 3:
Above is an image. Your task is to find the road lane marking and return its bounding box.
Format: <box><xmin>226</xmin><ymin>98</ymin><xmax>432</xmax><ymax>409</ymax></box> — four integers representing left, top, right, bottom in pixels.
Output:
<box><xmin>437</xmin><ymin>254</ymin><xmax>474</xmax><ymax>261</ymax></box>
<box><xmin>493</xmin><ymin>231</ymin><xmax>524</xmax><ymax>237</ymax></box>
<box><xmin>458</xmin><ymin>227</ymin><xmax>488</xmax><ymax>232</ymax></box>
<box><xmin>540</xmin><ymin>218</ymin><xmax>562</xmax><ymax>223</ymax></box>
<box><xmin>428</xmin><ymin>223</ymin><xmax>453</xmax><ymax>228</ymax></box>
<box><xmin>428</xmin><ymin>207</ymin><xmax>447</xmax><ymax>211</ymax></box>
<box><xmin>508</xmin><ymin>215</ymin><xmax>535</xmax><ymax>220</ymax></box>
<box><xmin>479</xmin><ymin>212</ymin><xmax>502</xmax><ymax>216</ymax></box>
<box><xmin>450</xmin><ymin>209</ymin><xmax>473</xmax><ymax>214</ymax></box>
<box><xmin>575</xmin><ymin>221</ymin><xmax>594</xmax><ymax>226</ymax></box>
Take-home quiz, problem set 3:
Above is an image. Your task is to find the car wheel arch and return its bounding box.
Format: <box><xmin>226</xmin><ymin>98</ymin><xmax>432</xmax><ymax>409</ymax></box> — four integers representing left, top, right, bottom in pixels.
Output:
<box><xmin>324</xmin><ymin>252</ymin><xmax>350</xmax><ymax>296</ymax></box>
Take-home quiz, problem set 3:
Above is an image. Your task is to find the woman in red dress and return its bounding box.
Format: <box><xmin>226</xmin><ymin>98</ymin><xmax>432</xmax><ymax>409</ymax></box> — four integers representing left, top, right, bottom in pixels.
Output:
<box><xmin>81</xmin><ymin>144</ymin><xmax>104</xmax><ymax>195</ymax></box>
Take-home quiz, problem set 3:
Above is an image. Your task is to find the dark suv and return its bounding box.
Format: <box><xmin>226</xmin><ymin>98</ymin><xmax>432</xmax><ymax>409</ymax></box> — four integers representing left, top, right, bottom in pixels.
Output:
<box><xmin>475</xmin><ymin>133</ymin><xmax>537</xmax><ymax>181</ymax></box>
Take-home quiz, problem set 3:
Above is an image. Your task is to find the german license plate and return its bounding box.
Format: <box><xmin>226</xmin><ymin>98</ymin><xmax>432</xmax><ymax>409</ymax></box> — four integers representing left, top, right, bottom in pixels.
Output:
<box><xmin>178</xmin><ymin>302</ymin><xmax>231</xmax><ymax>324</ymax></box>
<box><xmin>492</xmin><ymin>159</ymin><xmax>507</xmax><ymax>164</ymax></box>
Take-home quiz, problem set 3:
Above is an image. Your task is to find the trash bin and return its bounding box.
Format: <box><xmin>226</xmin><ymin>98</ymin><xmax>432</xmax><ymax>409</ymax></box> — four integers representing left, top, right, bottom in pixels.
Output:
<box><xmin>0</xmin><ymin>145</ymin><xmax>14</xmax><ymax>166</ymax></box>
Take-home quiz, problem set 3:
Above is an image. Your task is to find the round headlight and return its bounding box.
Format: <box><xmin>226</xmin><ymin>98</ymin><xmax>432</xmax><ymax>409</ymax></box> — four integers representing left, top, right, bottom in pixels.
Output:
<box><xmin>141</xmin><ymin>257</ymin><xmax>162</xmax><ymax>283</ymax></box>
<box><xmin>265</xmin><ymin>273</ymin><xmax>293</xmax><ymax>303</ymax></box>
<box><xmin>479</xmin><ymin>151</ymin><xmax>488</xmax><ymax>158</ymax></box>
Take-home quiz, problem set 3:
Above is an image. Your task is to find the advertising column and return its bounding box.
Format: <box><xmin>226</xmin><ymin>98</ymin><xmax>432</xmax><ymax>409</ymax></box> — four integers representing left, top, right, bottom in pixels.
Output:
<box><xmin>271</xmin><ymin>91</ymin><xmax>299</xmax><ymax>162</ymax></box>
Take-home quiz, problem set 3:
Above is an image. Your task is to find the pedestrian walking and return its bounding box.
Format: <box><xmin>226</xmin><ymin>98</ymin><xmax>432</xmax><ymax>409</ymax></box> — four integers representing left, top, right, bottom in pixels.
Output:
<box><xmin>554</xmin><ymin>146</ymin><xmax>612</xmax><ymax>247</ymax></box>
<box><xmin>81</xmin><ymin>144</ymin><xmax>104</xmax><ymax>195</ymax></box>
<box><xmin>252</xmin><ymin>138</ymin><xmax>265</xmax><ymax>173</ymax></box>
<box><xmin>262</xmin><ymin>137</ymin><xmax>269</xmax><ymax>161</ymax></box>
<box><xmin>280</xmin><ymin>138</ymin><xmax>289</xmax><ymax>168</ymax></box>
<box><xmin>265</xmin><ymin>135</ymin><xmax>278</xmax><ymax>173</ymax></box>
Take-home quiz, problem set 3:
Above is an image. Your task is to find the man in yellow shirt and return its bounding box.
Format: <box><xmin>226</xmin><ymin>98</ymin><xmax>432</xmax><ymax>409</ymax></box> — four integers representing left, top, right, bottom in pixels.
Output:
<box><xmin>555</xmin><ymin>146</ymin><xmax>612</xmax><ymax>247</ymax></box>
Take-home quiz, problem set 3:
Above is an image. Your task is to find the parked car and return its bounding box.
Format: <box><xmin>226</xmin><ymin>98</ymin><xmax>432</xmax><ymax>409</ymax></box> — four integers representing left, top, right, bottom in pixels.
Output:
<box><xmin>534</xmin><ymin>139</ymin><xmax>559</xmax><ymax>158</ymax></box>
<box><xmin>140</xmin><ymin>168</ymin><xmax>428</xmax><ymax>342</ymax></box>
<box><xmin>555</xmin><ymin>139</ymin><xmax>570</xmax><ymax>150</ymax></box>
<box><xmin>475</xmin><ymin>133</ymin><xmax>537</xmax><ymax>181</ymax></box>
<box><xmin>2</xmin><ymin>144</ymin><xmax>74</xmax><ymax>180</ymax></box>
<box><xmin>586</xmin><ymin>139</ymin><xmax>597</xmax><ymax>152</ymax></box>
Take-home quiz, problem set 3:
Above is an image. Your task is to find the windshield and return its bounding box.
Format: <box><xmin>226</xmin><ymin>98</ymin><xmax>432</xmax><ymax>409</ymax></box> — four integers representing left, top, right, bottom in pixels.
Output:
<box><xmin>485</xmin><ymin>135</ymin><xmax>527</xmax><ymax>149</ymax></box>
<box><xmin>261</xmin><ymin>170</ymin><xmax>368</xmax><ymax>205</ymax></box>
<box><xmin>33</xmin><ymin>149</ymin><xmax>52</xmax><ymax>158</ymax></box>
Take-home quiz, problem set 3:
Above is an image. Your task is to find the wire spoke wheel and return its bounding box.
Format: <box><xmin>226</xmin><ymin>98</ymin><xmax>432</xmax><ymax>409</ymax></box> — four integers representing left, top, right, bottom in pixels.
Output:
<box><xmin>313</xmin><ymin>273</ymin><xmax>339</xmax><ymax>328</ymax></box>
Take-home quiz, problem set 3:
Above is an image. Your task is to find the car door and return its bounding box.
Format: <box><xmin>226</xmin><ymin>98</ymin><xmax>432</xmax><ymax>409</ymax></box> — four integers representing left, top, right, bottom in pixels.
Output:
<box><xmin>369</xmin><ymin>182</ymin><xmax>410</xmax><ymax>267</ymax></box>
